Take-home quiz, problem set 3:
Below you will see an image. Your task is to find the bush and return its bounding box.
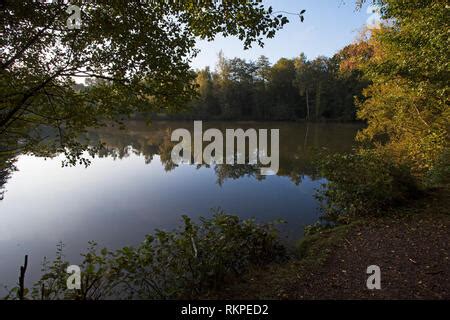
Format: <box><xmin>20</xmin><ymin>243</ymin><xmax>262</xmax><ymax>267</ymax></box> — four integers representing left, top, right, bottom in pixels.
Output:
<box><xmin>316</xmin><ymin>150</ymin><xmax>419</xmax><ymax>219</ymax></box>
<box><xmin>6</xmin><ymin>213</ymin><xmax>285</xmax><ymax>300</ymax></box>
<box><xmin>426</xmin><ymin>148</ymin><xmax>450</xmax><ymax>187</ymax></box>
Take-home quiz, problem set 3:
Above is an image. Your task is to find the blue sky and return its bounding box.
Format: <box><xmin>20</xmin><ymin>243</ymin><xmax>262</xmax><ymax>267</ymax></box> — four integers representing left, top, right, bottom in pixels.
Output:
<box><xmin>192</xmin><ymin>0</ymin><xmax>374</xmax><ymax>70</ymax></box>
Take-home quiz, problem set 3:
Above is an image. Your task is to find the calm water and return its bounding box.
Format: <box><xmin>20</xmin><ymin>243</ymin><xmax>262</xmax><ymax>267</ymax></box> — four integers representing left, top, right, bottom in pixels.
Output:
<box><xmin>0</xmin><ymin>121</ymin><xmax>361</xmax><ymax>291</ymax></box>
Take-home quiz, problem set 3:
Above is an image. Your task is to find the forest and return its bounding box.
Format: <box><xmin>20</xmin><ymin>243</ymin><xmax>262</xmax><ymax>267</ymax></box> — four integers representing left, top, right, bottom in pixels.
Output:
<box><xmin>75</xmin><ymin>48</ymin><xmax>368</xmax><ymax>122</ymax></box>
<box><xmin>158</xmin><ymin>50</ymin><xmax>368</xmax><ymax>121</ymax></box>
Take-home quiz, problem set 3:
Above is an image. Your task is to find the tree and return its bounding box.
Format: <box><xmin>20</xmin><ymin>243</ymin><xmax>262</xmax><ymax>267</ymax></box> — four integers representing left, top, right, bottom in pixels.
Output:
<box><xmin>254</xmin><ymin>55</ymin><xmax>272</xmax><ymax>118</ymax></box>
<box><xmin>255</xmin><ymin>55</ymin><xmax>271</xmax><ymax>83</ymax></box>
<box><xmin>331</xmin><ymin>43</ymin><xmax>369</xmax><ymax>120</ymax></box>
<box><xmin>352</xmin><ymin>0</ymin><xmax>449</xmax><ymax>177</ymax></box>
<box><xmin>228</xmin><ymin>58</ymin><xmax>258</xmax><ymax>117</ymax></box>
<box><xmin>294</xmin><ymin>55</ymin><xmax>331</xmax><ymax>120</ymax></box>
<box><xmin>309</xmin><ymin>56</ymin><xmax>330</xmax><ymax>120</ymax></box>
<box><xmin>193</xmin><ymin>67</ymin><xmax>220</xmax><ymax>119</ymax></box>
<box><xmin>268</xmin><ymin>58</ymin><xmax>299</xmax><ymax>120</ymax></box>
<box><xmin>293</xmin><ymin>53</ymin><xmax>311</xmax><ymax>119</ymax></box>
<box><xmin>0</xmin><ymin>1</ymin><xmax>289</xmax><ymax>161</ymax></box>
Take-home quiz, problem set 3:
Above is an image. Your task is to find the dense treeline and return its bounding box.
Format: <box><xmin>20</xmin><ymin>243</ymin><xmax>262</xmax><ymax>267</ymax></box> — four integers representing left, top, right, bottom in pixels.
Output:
<box><xmin>161</xmin><ymin>49</ymin><xmax>368</xmax><ymax>121</ymax></box>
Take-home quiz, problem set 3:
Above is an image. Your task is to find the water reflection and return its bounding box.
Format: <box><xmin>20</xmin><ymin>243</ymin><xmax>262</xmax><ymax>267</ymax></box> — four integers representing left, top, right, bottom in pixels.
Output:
<box><xmin>0</xmin><ymin>121</ymin><xmax>361</xmax><ymax>292</ymax></box>
<box><xmin>0</xmin><ymin>158</ymin><xmax>16</xmax><ymax>201</ymax></box>
<box><xmin>84</xmin><ymin>121</ymin><xmax>360</xmax><ymax>185</ymax></box>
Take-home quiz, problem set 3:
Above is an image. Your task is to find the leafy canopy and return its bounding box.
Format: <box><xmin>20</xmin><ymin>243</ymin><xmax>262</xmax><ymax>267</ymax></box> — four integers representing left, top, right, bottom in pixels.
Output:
<box><xmin>350</xmin><ymin>0</ymin><xmax>449</xmax><ymax>177</ymax></box>
<box><xmin>0</xmin><ymin>0</ymin><xmax>289</xmax><ymax>162</ymax></box>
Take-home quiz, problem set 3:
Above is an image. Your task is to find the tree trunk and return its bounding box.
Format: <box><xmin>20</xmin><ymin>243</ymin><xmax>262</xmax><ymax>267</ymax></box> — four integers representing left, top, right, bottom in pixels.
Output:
<box><xmin>305</xmin><ymin>89</ymin><xmax>310</xmax><ymax>120</ymax></box>
<box><xmin>19</xmin><ymin>255</ymin><xmax>28</xmax><ymax>300</ymax></box>
<box><xmin>315</xmin><ymin>82</ymin><xmax>322</xmax><ymax>120</ymax></box>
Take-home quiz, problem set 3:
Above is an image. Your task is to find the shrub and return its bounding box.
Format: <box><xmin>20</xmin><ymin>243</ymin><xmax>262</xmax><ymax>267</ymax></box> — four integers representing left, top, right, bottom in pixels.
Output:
<box><xmin>6</xmin><ymin>213</ymin><xmax>285</xmax><ymax>300</ymax></box>
<box><xmin>316</xmin><ymin>150</ymin><xmax>419</xmax><ymax>219</ymax></box>
<box><xmin>426</xmin><ymin>147</ymin><xmax>450</xmax><ymax>187</ymax></box>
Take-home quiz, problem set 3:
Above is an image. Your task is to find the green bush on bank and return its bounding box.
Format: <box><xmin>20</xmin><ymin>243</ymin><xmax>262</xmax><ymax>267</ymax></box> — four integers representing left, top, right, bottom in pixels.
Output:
<box><xmin>426</xmin><ymin>148</ymin><xmax>450</xmax><ymax>187</ymax></box>
<box><xmin>316</xmin><ymin>150</ymin><xmax>419</xmax><ymax>220</ymax></box>
<box><xmin>5</xmin><ymin>213</ymin><xmax>285</xmax><ymax>300</ymax></box>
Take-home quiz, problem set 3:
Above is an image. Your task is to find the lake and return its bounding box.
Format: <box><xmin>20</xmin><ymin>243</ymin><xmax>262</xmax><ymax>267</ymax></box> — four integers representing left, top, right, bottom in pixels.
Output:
<box><xmin>0</xmin><ymin>121</ymin><xmax>362</xmax><ymax>293</ymax></box>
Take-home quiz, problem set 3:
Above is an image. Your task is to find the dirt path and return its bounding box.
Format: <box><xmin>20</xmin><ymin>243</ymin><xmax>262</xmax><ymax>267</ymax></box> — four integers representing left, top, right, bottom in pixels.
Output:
<box><xmin>291</xmin><ymin>214</ymin><xmax>449</xmax><ymax>299</ymax></box>
<box><xmin>215</xmin><ymin>188</ymin><xmax>450</xmax><ymax>299</ymax></box>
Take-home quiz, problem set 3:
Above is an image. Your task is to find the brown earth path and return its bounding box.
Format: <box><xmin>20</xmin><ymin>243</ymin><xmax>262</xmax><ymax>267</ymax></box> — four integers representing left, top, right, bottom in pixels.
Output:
<box><xmin>213</xmin><ymin>188</ymin><xmax>450</xmax><ymax>300</ymax></box>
